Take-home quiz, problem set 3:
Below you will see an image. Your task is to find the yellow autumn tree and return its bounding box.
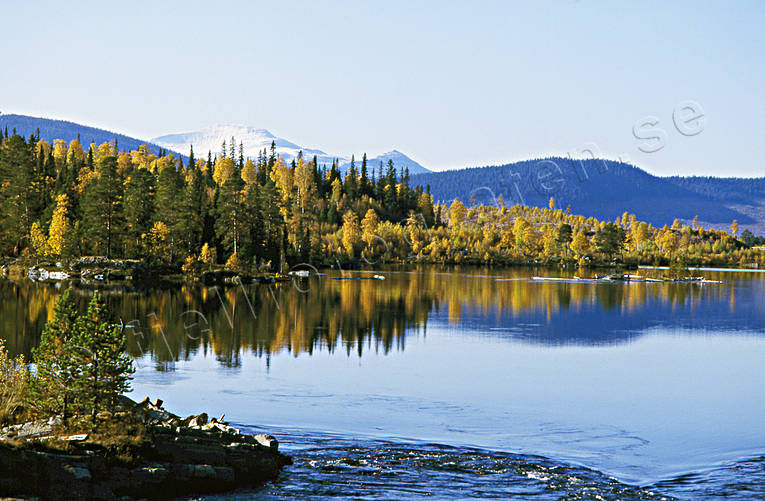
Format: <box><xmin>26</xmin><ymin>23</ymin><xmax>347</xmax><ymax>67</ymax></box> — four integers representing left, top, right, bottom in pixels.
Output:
<box><xmin>448</xmin><ymin>199</ymin><xmax>466</xmax><ymax>228</ymax></box>
<box><xmin>130</xmin><ymin>144</ymin><xmax>156</xmax><ymax>170</ymax></box>
<box><xmin>341</xmin><ymin>211</ymin><xmax>360</xmax><ymax>257</ymax></box>
<box><xmin>293</xmin><ymin>156</ymin><xmax>314</xmax><ymax>214</ymax></box>
<box><xmin>521</xmin><ymin>225</ymin><xmax>541</xmax><ymax>256</ymax></box>
<box><xmin>361</xmin><ymin>209</ymin><xmax>379</xmax><ymax>246</ymax></box>
<box><xmin>96</xmin><ymin>141</ymin><xmax>116</xmax><ymax>165</ymax></box>
<box><xmin>200</xmin><ymin>242</ymin><xmax>217</xmax><ymax>270</ymax></box>
<box><xmin>117</xmin><ymin>151</ymin><xmax>132</xmax><ymax>175</ymax></box>
<box><xmin>36</xmin><ymin>139</ymin><xmax>51</xmax><ymax>159</ymax></box>
<box><xmin>213</xmin><ymin>156</ymin><xmax>236</xmax><ymax>186</ymax></box>
<box><xmin>225</xmin><ymin>252</ymin><xmax>242</xmax><ymax>272</ymax></box>
<box><xmin>52</xmin><ymin>139</ymin><xmax>68</xmax><ymax>165</ymax></box>
<box><xmin>512</xmin><ymin>217</ymin><xmax>530</xmax><ymax>251</ymax></box>
<box><xmin>29</xmin><ymin>222</ymin><xmax>48</xmax><ymax>258</ymax></box>
<box><xmin>146</xmin><ymin>221</ymin><xmax>171</xmax><ymax>262</ymax></box>
<box><xmin>542</xmin><ymin>225</ymin><xmax>558</xmax><ymax>258</ymax></box>
<box><xmin>47</xmin><ymin>194</ymin><xmax>70</xmax><ymax>257</ymax></box>
<box><xmin>270</xmin><ymin>157</ymin><xmax>293</xmax><ymax>209</ymax></box>
<box><xmin>241</xmin><ymin>158</ymin><xmax>258</xmax><ymax>185</ymax></box>
<box><xmin>630</xmin><ymin>221</ymin><xmax>649</xmax><ymax>253</ymax></box>
<box><xmin>657</xmin><ymin>228</ymin><xmax>678</xmax><ymax>257</ymax></box>
<box><xmin>570</xmin><ymin>231</ymin><xmax>591</xmax><ymax>258</ymax></box>
<box><xmin>330</xmin><ymin>178</ymin><xmax>342</xmax><ymax>205</ymax></box>
<box><xmin>66</xmin><ymin>139</ymin><xmax>86</xmax><ymax>165</ymax></box>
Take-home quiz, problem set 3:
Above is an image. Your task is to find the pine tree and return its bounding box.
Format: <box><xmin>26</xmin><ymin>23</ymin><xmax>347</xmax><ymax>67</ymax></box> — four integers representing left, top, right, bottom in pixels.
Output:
<box><xmin>29</xmin><ymin>289</ymin><xmax>82</xmax><ymax>420</ymax></box>
<box><xmin>188</xmin><ymin>145</ymin><xmax>195</xmax><ymax>168</ymax></box>
<box><xmin>216</xmin><ymin>175</ymin><xmax>246</xmax><ymax>256</ymax></box>
<box><xmin>82</xmin><ymin>156</ymin><xmax>123</xmax><ymax>257</ymax></box>
<box><xmin>177</xmin><ymin>164</ymin><xmax>206</xmax><ymax>256</ymax></box>
<box><xmin>155</xmin><ymin>162</ymin><xmax>184</xmax><ymax>260</ymax></box>
<box><xmin>73</xmin><ymin>292</ymin><xmax>134</xmax><ymax>420</ymax></box>
<box><xmin>0</xmin><ymin>134</ymin><xmax>38</xmax><ymax>254</ymax></box>
<box><xmin>360</xmin><ymin>153</ymin><xmax>370</xmax><ymax>196</ymax></box>
<box><xmin>123</xmin><ymin>168</ymin><xmax>156</xmax><ymax>257</ymax></box>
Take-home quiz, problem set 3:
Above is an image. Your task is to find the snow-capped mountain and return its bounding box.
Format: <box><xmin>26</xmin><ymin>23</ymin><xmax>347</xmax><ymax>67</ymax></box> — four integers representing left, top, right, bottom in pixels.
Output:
<box><xmin>151</xmin><ymin>125</ymin><xmax>430</xmax><ymax>174</ymax></box>
<box><xmin>151</xmin><ymin>125</ymin><xmax>336</xmax><ymax>165</ymax></box>
<box><xmin>339</xmin><ymin>150</ymin><xmax>430</xmax><ymax>175</ymax></box>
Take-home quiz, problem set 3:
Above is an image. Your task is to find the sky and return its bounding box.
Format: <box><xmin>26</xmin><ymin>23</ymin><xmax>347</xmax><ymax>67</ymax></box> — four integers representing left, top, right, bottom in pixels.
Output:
<box><xmin>1</xmin><ymin>0</ymin><xmax>764</xmax><ymax>176</ymax></box>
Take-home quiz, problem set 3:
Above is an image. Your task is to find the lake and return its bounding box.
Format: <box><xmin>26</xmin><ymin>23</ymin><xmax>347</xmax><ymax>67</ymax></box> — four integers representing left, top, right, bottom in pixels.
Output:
<box><xmin>2</xmin><ymin>266</ymin><xmax>764</xmax><ymax>499</ymax></box>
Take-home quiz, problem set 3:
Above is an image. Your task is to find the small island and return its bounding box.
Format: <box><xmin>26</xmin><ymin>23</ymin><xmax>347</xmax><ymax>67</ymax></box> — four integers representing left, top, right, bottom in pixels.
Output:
<box><xmin>0</xmin><ymin>291</ymin><xmax>291</xmax><ymax>500</ymax></box>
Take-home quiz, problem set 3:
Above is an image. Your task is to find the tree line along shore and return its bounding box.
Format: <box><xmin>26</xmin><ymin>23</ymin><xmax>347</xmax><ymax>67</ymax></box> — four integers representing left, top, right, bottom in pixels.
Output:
<box><xmin>0</xmin><ymin>129</ymin><xmax>763</xmax><ymax>278</ymax></box>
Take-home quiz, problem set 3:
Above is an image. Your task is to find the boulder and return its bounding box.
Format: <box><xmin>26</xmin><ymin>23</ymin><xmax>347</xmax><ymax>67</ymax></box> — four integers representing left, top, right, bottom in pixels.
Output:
<box><xmin>253</xmin><ymin>434</ymin><xmax>279</xmax><ymax>451</ymax></box>
<box><xmin>183</xmin><ymin>413</ymin><xmax>208</xmax><ymax>429</ymax></box>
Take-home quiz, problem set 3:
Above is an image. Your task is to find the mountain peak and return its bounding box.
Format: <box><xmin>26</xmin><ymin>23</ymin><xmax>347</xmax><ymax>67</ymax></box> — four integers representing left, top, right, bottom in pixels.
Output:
<box><xmin>152</xmin><ymin>126</ymin><xmax>430</xmax><ymax>173</ymax></box>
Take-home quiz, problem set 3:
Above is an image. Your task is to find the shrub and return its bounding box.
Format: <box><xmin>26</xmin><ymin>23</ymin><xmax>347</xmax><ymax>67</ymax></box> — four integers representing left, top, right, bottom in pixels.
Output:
<box><xmin>0</xmin><ymin>339</ymin><xmax>29</xmax><ymax>424</ymax></box>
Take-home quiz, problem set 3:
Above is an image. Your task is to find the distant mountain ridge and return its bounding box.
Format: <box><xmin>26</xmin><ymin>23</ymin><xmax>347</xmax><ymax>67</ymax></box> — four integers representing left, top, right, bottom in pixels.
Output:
<box><xmin>151</xmin><ymin>125</ymin><xmax>430</xmax><ymax>174</ymax></box>
<box><xmin>411</xmin><ymin>157</ymin><xmax>765</xmax><ymax>233</ymax></box>
<box><xmin>151</xmin><ymin>124</ymin><xmax>336</xmax><ymax>165</ymax></box>
<box><xmin>0</xmin><ymin>114</ymin><xmax>169</xmax><ymax>158</ymax></box>
<box><xmin>0</xmin><ymin>114</ymin><xmax>430</xmax><ymax>175</ymax></box>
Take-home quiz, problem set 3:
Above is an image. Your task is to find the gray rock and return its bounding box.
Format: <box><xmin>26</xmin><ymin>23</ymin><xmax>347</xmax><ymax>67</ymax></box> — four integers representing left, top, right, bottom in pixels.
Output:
<box><xmin>185</xmin><ymin>412</ymin><xmax>208</xmax><ymax>428</ymax></box>
<box><xmin>253</xmin><ymin>433</ymin><xmax>279</xmax><ymax>451</ymax></box>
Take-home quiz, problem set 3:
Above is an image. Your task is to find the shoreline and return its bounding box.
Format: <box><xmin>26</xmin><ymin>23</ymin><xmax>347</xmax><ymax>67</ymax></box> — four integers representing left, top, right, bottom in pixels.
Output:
<box><xmin>0</xmin><ymin>396</ymin><xmax>291</xmax><ymax>500</ymax></box>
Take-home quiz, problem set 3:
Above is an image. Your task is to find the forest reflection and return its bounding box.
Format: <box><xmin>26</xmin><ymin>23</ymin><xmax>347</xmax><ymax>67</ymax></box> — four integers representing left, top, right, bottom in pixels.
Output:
<box><xmin>0</xmin><ymin>267</ymin><xmax>759</xmax><ymax>368</ymax></box>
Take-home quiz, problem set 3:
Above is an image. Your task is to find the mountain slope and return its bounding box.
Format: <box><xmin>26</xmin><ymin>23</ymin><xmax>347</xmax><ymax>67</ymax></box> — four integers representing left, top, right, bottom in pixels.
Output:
<box><xmin>0</xmin><ymin>114</ymin><xmax>168</xmax><ymax>157</ymax></box>
<box><xmin>152</xmin><ymin>124</ymin><xmax>336</xmax><ymax>165</ymax></box>
<box><xmin>338</xmin><ymin>150</ymin><xmax>429</xmax><ymax>175</ymax></box>
<box><xmin>411</xmin><ymin>157</ymin><xmax>760</xmax><ymax>231</ymax></box>
<box><xmin>152</xmin><ymin>125</ymin><xmax>431</xmax><ymax>174</ymax></box>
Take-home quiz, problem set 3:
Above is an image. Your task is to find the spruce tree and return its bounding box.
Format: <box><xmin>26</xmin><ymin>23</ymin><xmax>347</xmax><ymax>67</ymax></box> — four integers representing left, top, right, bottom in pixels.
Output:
<box><xmin>123</xmin><ymin>168</ymin><xmax>156</xmax><ymax>257</ymax></box>
<box><xmin>73</xmin><ymin>292</ymin><xmax>134</xmax><ymax>420</ymax></box>
<box><xmin>216</xmin><ymin>175</ymin><xmax>246</xmax><ymax>256</ymax></box>
<box><xmin>155</xmin><ymin>162</ymin><xmax>184</xmax><ymax>260</ymax></box>
<box><xmin>29</xmin><ymin>289</ymin><xmax>81</xmax><ymax>420</ymax></box>
<box><xmin>0</xmin><ymin>134</ymin><xmax>39</xmax><ymax>254</ymax></box>
<box><xmin>360</xmin><ymin>153</ymin><xmax>369</xmax><ymax>196</ymax></box>
<box><xmin>82</xmin><ymin>156</ymin><xmax>123</xmax><ymax>257</ymax></box>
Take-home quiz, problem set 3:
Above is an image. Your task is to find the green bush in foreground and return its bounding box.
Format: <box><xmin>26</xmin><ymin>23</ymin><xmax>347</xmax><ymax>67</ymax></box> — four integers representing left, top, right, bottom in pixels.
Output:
<box><xmin>28</xmin><ymin>290</ymin><xmax>134</xmax><ymax>423</ymax></box>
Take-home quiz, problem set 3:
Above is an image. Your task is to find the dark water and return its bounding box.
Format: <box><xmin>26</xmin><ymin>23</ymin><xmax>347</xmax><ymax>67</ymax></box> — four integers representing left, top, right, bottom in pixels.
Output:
<box><xmin>2</xmin><ymin>266</ymin><xmax>765</xmax><ymax>499</ymax></box>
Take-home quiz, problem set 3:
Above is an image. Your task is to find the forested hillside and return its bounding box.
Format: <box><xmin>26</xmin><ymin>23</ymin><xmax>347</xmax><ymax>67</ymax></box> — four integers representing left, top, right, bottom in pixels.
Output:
<box><xmin>1</xmin><ymin>131</ymin><xmax>762</xmax><ymax>272</ymax></box>
<box><xmin>411</xmin><ymin>158</ymin><xmax>758</xmax><ymax>228</ymax></box>
<box><xmin>0</xmin><ymin>114</ymin><xmax>170</xmax><ymax>158</ymax></box>
<box><xmin>664</xmin><ymin>176</ymin><xmax>765</xmax><ymax>203</ymax></box>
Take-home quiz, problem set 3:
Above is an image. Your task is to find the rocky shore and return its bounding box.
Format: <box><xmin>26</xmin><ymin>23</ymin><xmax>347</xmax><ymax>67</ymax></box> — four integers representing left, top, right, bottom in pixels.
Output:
<box><xmin>0</xmin><ymin>397</ymin><xmax>291</xmax><ymax>500</ymax></box>
<box><xmin>1</xmin><ymin>257</ymin><xmax>291</xmax><ymax>289</ymax></box>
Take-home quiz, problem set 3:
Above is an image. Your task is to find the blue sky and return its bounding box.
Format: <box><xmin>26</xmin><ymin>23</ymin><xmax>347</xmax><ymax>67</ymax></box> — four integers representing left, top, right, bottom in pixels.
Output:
<box><xmin>1</xmin><ymin>0</ymin><xmax>763</xmax><ymax>176</ymax></box>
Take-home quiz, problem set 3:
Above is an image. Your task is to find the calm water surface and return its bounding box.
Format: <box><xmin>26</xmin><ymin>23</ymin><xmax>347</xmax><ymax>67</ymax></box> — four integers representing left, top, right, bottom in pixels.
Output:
<box><xmin>2</xmin><ymin>266</ymin><xmax>764</xmax><ymax>499</ymax></box>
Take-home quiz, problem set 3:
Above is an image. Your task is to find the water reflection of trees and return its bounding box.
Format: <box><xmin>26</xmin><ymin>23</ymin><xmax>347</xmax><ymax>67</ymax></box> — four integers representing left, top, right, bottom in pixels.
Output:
<box><xmin>0</xmin><ymin>269</ymin><xmax>758</xmax><ymax>366</ymax></box>
<box><xmin>117</xmin><ymin>277</ymin><xmax>435</xmax><ymax>368</ymax></box>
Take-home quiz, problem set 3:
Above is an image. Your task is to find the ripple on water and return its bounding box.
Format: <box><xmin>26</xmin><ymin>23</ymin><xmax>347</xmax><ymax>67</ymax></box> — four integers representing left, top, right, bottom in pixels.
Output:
<box><xmin>199</xmin><ymin>432</ymin><xmax>675</xmax><ymax>500</ymax></box>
